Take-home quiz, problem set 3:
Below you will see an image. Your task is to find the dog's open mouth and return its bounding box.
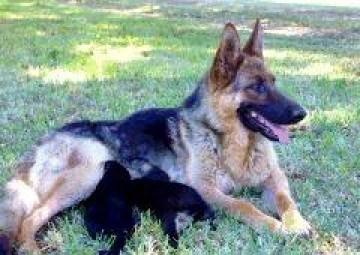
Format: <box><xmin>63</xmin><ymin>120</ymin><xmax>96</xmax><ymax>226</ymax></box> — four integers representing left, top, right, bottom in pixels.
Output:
<box><xmin>238</xmin><ymin>109</ymin><xmax>290</xmax><ymax>144</ymax></box>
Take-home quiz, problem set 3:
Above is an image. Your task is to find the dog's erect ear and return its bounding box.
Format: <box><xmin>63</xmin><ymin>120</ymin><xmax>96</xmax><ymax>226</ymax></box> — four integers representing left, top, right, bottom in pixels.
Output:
<box><xmin>210</xmin><ymin>23</ymin><xmax>243</xmax><ymax>90</ymax></box>
<box><xmin>243</xmin><ymin>19</ymin><xmax>264</xmax><ymax>58</ymax></box>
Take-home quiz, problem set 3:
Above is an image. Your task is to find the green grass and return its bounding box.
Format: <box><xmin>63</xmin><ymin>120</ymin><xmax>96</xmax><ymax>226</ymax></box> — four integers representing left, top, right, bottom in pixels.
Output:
<box><xmin>0</xmin><ymin>0</ymin><xmax>359</xmax><ymax>254</ymax></box>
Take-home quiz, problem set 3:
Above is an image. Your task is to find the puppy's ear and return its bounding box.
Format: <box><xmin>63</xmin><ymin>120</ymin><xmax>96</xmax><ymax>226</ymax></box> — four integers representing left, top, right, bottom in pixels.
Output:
<box><xmin>243</xmin><ymin>18</ymin><xmax>264</xmax><ymax>59</ymax></box>
<box><xmin>210</xmin><ymin>23</ymin><xmax>243</xmax><ymax>90</ymax></box>
<box><xmin>104</xmin><ymin>161</ymin><xmax>131</xmax><ymax>181</ymax></box>
<box><xmin>118</xmin><ymin>166</ymin><xmax>131</xmax><ymax>181</ymax></box>
<box><xmin>104</xmin><ymin>161</ymin><xmax>120</xmax><ymax>171</ymax></box>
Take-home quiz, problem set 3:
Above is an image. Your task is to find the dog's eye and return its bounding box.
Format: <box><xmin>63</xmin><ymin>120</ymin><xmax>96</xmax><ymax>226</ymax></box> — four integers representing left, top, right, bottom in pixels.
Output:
<box><xmin>253</xmin><ymin>83</ymin><xmax>267</xmax><ymax>94</ymax></box>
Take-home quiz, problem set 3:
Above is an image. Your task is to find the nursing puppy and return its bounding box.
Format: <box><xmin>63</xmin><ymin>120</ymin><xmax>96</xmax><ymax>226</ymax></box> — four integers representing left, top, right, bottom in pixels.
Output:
<box><xmin>0</xmin><ymin>235</ymin><xmax>11</xmax><ymax>255</ymax></box>
<box><xmin>84</xmin><ymin>161</ymin><xmax>214</xmax><ymax>254</ymax></box>
<box><xmin>83</xmin><ymin>161</ymin><xmax>135</xmax><ymax>255</ymax></box>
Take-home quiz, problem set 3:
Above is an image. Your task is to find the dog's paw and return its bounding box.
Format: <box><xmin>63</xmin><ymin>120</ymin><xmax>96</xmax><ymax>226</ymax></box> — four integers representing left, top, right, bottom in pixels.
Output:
<box><xmin>281</xmin><ymin>209</ymin><xmax>313</xmax><ymax>237</ymax></box>
<box><xmin>264</xmin><ymin>217</ymin><xmax>286</xmax><ymax>234</ymax></box>
<box><xmin>18</xmin><ymin>240</ymin><xmax>41</xmax><ymax>255</ymax></box>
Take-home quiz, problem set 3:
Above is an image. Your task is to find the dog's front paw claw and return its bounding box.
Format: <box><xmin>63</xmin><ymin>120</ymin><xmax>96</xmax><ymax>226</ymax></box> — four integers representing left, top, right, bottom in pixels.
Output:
<box><xmin>281</xmin><ymin>209</ymin><xmax>313</xmax><ymax>237</ymax></box>
<box><xmin>265</xmin><ymin>217</ymin><xmax>286</xmax><ymax>235</ymax></box>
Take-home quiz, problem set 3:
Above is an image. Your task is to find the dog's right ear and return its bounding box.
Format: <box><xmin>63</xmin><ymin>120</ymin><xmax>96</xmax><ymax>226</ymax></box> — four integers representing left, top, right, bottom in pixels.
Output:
<box><xmin>243</xmin><ymin>18</ymin><xmax>264</xmax><ymax>59</ymax></box>
<box><xmin>210</xmin><ymin>23</ymin><xmax>243</xmax><ymax>91</ymax></box>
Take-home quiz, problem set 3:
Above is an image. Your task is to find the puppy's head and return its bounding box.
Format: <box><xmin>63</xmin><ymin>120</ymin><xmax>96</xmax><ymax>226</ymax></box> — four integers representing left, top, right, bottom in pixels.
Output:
<box><xmin>143</xmin><ymin>166</ymin><xmax>170</xmax><ymax>182</ymax></box>
<box><xmin>103</xmin><ymin>161</ymin><xmax>131</xmax><ymax>182</ymax></box>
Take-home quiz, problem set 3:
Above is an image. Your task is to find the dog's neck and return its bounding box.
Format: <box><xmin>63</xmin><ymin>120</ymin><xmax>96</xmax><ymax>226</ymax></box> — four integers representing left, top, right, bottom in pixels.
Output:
<box><xmin>182</xmin><ymin>81</ymin><xmax>224</xmax><ymax>133</ymax></box>
<box><xmin>222</xmin><ymin>118</ymin><xmax>260</xmax><ymax>150</ymax></box>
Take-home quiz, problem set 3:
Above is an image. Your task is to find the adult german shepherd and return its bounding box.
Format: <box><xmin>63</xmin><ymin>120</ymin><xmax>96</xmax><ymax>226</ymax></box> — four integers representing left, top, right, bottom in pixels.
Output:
<box><xmin>0</xmin><ymin>20</ymin><xmax>312</xmax><ymax>252</ymax></box>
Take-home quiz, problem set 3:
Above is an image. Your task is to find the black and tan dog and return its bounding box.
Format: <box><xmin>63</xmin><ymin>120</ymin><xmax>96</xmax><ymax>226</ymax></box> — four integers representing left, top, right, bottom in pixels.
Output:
<box><xmin>0</xmin><ymin>19</ymin><xmax>312</xmax><ymax>253</ymax></box>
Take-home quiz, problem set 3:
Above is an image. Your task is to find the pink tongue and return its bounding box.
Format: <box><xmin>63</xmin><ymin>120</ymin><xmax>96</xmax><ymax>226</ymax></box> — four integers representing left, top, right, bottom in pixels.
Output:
<box><xmin>258</xmin><ymin>115</ymin><xmax>290</xmax><ymax>144</ymax></box>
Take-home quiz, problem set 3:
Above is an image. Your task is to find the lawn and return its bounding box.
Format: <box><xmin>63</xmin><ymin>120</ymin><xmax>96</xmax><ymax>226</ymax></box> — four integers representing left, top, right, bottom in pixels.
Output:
<box><xmin>0</xmin><ymin>0</ymin><xmax>359</xmax><ymax>254</ymax></box>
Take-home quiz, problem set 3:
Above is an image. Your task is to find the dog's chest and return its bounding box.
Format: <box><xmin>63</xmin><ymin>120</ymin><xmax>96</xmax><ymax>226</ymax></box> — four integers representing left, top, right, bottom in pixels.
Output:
<box><xmin>221</xmin><ymin>151</ymin><xmax>271</xmax><ymax>188</ymax></box>
<box><xmin>219</xmin><ymin>133</ymin><xmax>277</xmax><ymax>188</ymax></box>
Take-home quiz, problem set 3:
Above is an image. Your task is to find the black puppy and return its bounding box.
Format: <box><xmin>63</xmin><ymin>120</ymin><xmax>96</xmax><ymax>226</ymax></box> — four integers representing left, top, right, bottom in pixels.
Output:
<box><xmin>0</xmin><ymin>235</ymin><xmax>11</xmax><ymax>255</ymax></box>
<box><xmin>84</xmin><ymin>161</ymin><xmax>214</xmax><ymax>254</ymax></box>
<box><xmin>83</xmin><ymin>162</ymin><xmax>135</xmax><ymax>254</ymax></box>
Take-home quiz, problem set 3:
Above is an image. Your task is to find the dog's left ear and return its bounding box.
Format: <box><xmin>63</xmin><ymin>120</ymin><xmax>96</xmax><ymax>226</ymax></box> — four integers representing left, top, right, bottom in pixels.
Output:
<box><xmin>243</xmin><ymin>19</ymin><xmax>264</xmax><ymax>58</ymax></box>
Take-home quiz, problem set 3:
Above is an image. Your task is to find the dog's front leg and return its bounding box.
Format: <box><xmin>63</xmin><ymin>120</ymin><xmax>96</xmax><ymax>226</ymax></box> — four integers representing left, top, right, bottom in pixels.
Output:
<box><xmin>186</xmin><ymin>154</ymin><xmax>282</xmax><ymax>233</ymax></box>
<box><xmin>195</xmin><ymin>182</ymin><xmax>283</xmax><ymax>233</ymax></box>
<box><xmin>180</xmin><ymin>121</ymin><xmax>282</xmax><ymax>234</ymax></box>
<box><xmin>262</xmin><ymin>168</ymin><xmax>313</xmax><ymax>236</ymax></box>
<box><xmin>187</xmin><ymin>164</ymin><xmax>282</xmax><ymax>233</ymax></box>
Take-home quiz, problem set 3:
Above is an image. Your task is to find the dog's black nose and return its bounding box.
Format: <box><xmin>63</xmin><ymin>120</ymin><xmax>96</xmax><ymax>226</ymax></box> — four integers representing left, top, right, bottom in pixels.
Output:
<box><xmin>291</xmin><ymin>108</ymin><xmax>307</xmax><ymax>123</ymax></box>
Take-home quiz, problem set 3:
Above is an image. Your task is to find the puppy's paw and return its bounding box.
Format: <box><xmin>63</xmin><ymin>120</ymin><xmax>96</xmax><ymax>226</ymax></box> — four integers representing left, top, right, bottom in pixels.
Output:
<box><xmin>281</xmin><ymin>209</ymin><xmax>313</xmax><ymax>237</ymax></box>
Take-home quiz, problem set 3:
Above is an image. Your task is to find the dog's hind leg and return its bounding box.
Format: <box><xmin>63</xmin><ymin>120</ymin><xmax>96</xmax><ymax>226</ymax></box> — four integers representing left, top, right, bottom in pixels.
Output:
<box><xmin>18</xmin><ymin>160</ymin><xmax>108</xmax><ymax>251</ymax></box>
<box><xmin>14</xmin><ymin>134</ymin><xmax>112</xmax><ymax>252</ymax></box>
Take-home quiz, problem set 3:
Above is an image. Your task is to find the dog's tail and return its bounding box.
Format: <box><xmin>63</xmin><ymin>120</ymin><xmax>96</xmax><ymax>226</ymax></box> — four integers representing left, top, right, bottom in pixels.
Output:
<box><xmin>0</xmin><ymin>177</ymin><xmax>40</xmax><ymax>242</ymax></box>
<box><xmin>0</xmin><ymin>147</ymin><xmax>41</xmax><ymax>242</ymax></box>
